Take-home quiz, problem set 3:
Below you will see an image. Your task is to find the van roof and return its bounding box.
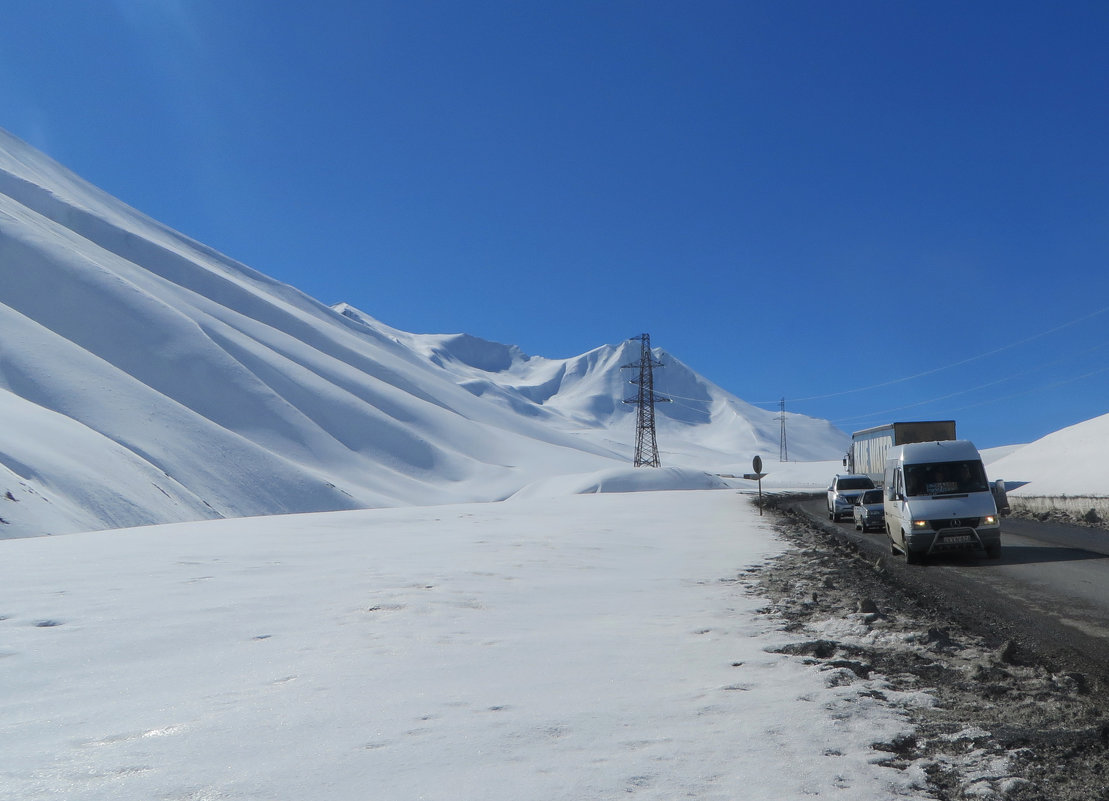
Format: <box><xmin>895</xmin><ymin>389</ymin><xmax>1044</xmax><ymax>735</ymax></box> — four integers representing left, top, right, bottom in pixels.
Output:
<box><xmin>893</xmin><ymin>439</ymin><xmax>980</xmax><ymax>461</ymax></box>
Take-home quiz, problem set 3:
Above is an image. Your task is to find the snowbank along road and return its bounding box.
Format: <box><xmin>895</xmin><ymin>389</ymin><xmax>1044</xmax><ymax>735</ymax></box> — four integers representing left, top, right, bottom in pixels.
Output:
<box><xmin>769</xmin><ymin>496</ymin><xmax>1109</xmax><ymax>798</ymax></box>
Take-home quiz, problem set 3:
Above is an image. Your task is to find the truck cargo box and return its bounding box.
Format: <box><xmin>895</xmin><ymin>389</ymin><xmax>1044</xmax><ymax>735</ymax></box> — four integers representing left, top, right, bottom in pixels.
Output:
<box><xmin>847</xmin><ymin>421</ymin><xmax>956</xmax><ymax>483</ymax></box>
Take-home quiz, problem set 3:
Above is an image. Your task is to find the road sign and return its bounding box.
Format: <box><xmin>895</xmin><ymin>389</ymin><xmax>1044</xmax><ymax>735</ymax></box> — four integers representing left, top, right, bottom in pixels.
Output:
<box><xmin>747</xmin><ymin>457</ymin><xmax>768</xmax><ymax>515</ymax></box>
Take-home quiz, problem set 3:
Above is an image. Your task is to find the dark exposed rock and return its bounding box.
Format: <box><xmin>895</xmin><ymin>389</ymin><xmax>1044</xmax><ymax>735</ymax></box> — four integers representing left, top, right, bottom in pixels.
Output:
<box><xmin>747</xmin><ymin>497</ymin><xmax>1109</xmax><ymax>801</ymax></box>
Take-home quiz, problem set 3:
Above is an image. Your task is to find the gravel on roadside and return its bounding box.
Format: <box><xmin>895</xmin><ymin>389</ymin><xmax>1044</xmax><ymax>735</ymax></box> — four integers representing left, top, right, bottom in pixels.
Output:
<box><xmin>746</xmin><ymin>498</ymin><xmax>1109</xmax><ymax>800</ymax></box>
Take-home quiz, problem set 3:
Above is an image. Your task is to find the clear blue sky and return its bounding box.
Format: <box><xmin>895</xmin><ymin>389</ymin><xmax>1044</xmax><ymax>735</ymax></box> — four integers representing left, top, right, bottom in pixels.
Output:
<box><xmin>3</xmin><ymin>1</ymin><xmax>1108</xmax><ymax>450</ymax></box>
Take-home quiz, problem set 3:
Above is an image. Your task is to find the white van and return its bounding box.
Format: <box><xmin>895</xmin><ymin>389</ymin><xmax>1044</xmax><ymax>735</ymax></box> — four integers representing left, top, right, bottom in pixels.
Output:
<box><xmin>883</xmin><ymin>440</ymin><xmax>1001</xmax><ymax>563</ymax></box>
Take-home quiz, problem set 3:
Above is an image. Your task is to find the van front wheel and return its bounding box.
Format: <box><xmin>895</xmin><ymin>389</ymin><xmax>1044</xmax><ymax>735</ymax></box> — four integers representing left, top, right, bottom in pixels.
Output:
<box><xmin>902</xmin><ymin>531</ymin><xmax>923</xmax><ymax>565</ymax></box>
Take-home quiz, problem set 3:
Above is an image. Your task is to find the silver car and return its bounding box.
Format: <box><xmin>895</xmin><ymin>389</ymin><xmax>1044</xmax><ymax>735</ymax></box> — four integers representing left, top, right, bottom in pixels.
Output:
<box><xmin>852</xmin><ymin>488</ymin><xmax>885</xmax><ymax>532</ymax></box>
<box><xmin>827</xmin><ymin>474</ymin><xmax>875</xmax><ymax>521</ymax></box>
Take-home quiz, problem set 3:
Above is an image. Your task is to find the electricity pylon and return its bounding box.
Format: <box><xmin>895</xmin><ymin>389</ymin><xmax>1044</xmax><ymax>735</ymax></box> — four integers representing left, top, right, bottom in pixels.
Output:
<box><xmin>778</xmin><ymin>397</ymin><xmax>788</xmax><ymax>462</ymax></box>
<box><xmin>622</xmin><ymin>333</ymin><xmax>670</xmax><ymax>467</ymax></box>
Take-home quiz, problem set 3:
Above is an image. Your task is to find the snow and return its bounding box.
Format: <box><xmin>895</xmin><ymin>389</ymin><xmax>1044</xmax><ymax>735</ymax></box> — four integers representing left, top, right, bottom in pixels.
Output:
<box><xmin>0</xmin><ymin>491</ymin><xmax>929</xmax><ymax>800</ymax></box>
<box><xmin>508</xmin><ymin>465</ymin><xmax>733</xmax><ymax>498</ymax></box>
<box><xmin>0</xmin><ymin>122</ymin><xmax>1104</xmax><ymax>799</ymax></box>
<box><xmin>0</xmin><ymin>127</ymin><xmax>847</xmax><ymax>540</ymax></box>
<box><xmin>986</xmin><ymin>413</ymin><xmax>1109</xmax><ymax>497</ymax></box>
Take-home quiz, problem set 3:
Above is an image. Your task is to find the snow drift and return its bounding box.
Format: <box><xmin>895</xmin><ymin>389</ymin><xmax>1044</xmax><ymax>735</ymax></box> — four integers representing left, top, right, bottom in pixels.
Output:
<box><xmin>985</xmin><ymin>413</ymin><xmax>1109</xmax><ymax>524</ymax></box>
<box><xmin>987</xmin><ymin>413</ymin><xmax>1109</xmax><ymax>498</ymax></box>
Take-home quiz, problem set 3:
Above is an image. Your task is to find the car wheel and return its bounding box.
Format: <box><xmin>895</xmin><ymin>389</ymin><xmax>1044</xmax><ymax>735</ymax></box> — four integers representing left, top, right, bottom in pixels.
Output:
<box><xmin>903</xmin><ymin>532</ymin><xmax>923</xmax><ymax>564</ymax></box>
<box><xmin>986</xmin><ymin>543</ymin><xmax>1001</xmax><ymax>560</ymax></box>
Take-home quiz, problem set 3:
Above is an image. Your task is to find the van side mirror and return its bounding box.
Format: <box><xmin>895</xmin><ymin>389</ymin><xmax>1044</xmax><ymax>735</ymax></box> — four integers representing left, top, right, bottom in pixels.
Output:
<box><xmin>991</xmin><ymin>479</ymin><xmax>1011</xmax><ymax>517</ymax></box>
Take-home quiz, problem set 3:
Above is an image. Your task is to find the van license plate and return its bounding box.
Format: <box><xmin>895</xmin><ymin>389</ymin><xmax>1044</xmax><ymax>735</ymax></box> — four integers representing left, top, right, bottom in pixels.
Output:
<box><xmin>944</xmin><ymin>535</ymin><xmax>972</xmax><ymax>544</ymax></box>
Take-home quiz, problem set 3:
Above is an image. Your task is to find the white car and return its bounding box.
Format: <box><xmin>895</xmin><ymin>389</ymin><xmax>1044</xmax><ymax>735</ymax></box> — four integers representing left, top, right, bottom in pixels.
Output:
<box><xmin>852</xmin><ymin>488</ymin><xmax>885</xmax><ymax>532</ymax></box>
<box><xmin>827</xmin><ymin>474</ymin><xmax>875</xmax><ymax>521</ymax></box>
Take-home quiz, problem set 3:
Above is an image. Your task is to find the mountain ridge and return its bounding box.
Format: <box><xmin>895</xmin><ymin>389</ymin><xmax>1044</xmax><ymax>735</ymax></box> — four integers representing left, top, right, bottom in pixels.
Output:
<box><xmin>0</xmin><ymin>127</ymin><xmax>847</xmax><ymax>539</ymax></box>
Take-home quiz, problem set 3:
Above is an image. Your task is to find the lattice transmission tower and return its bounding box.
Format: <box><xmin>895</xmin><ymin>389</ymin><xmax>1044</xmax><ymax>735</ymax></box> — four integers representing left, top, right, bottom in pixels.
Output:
<box><xmin>778</xmin><ymin>397</ymin><xmax>788</xmax><ymax>462</ymax></box>
<box><xmin>622</xmin><ymin>333</ymin><xmax>670</xmax><ymax>467</ymax></box>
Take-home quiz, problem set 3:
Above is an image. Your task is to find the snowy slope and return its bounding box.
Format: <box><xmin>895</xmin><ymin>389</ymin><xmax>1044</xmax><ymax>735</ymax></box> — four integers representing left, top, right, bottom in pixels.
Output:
<box><xmin>340</xmin><ymin>304</ymin><xmax>846</xmax><ymax>461</ymax></box>
<box><xmin>0</xmin><ymin>127</ymin><xmax>846</xmax><ymax>539</ymax></box>
<box><xmin>988</xmin><ymin>412</ymin><xmax>1109</xmax><ymax>497</ymax></box>
<box><xmin>0</xmin><ymin>491</ymin><xmax>931</xmax><ymax>800</ymax></box>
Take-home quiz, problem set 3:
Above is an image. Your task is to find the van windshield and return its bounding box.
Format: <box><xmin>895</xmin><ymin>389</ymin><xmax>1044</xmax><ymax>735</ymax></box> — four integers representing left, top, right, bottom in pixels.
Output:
<box><xmin>905</xmin><ymin>460</ymin><xmax>988</xmax><ymax>497</ymax></box>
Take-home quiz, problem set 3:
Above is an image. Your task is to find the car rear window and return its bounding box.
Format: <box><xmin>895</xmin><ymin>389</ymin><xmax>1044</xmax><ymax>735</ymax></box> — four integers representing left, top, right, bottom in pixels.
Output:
<box><xmin>838</xmin><ymin>477</ymin><xmax>875</xmax><ymax>490</ymax></box>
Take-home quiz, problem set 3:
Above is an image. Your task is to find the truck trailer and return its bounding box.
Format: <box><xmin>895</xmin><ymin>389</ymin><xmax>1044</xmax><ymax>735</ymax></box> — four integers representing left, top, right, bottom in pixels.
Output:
<box><xmin>846</xmin><ymin>421</ymin><xmax>957</xmax><ymax>483</ymax></box>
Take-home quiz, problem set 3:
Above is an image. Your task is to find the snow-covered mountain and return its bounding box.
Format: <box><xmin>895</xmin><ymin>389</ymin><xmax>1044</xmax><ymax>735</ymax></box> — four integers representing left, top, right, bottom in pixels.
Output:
<box><xmin>338</xmin><ymin>304</ymin><xmax>846</xmax><ymax>460</ymax></box>
<box><xmin>0</xmin><ymin>127</ymin><xmax>847</xmax><ymax>539</ymax></box>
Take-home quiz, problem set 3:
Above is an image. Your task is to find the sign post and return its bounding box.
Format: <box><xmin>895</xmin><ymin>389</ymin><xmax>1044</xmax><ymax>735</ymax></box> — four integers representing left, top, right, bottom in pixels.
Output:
<box><xmin>744</xmin><ymin>456</ymin><xmax>768</xmax><ymax>515</ymax></box>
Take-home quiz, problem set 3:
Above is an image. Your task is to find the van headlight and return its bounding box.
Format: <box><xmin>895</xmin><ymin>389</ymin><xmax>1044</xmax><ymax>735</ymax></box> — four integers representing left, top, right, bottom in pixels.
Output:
<box><xmin>912</xmin><ymin>519</ymin><xmax>930</xmax><ymax>529</ymax></box>
<box><xmin>983</xmin><ymin>514</ymin><xmax>997</xmax><ymax>526</ymax></box>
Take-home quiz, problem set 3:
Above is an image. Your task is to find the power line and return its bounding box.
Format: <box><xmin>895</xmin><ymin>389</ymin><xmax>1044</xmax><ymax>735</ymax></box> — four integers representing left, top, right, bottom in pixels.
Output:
<box><xmin>660</xmin><ymin>395</ymin><xmax>714</xmax><ymax>417</ymax></box>
<box><xmin>654</xmin><ymin>391</ymin><xmax>711</xmax><ymax>404</ymax></box>
<box><xmin>750</xmin><ymin>304</ymin><xmax>1109</xmax><ymax>407</ymax></box>
<box><xmin>658</xmin><ymin>339</ymin><xmax>1108</xmax><ymax>429</ymax></box>
<box><xmin>832</xmin><ymin>356</ymin><xmax>1109</xmax><ymax>425</ymax></box>
<box><xmin>946</xmin><ymin>365</ymin><xmax>1109</xmax><ymax>414</ymax></box>
<box><xmin>646</xmin><ymin>313</ymin><xmax>1108</xmax><ymax>430</ymax></box>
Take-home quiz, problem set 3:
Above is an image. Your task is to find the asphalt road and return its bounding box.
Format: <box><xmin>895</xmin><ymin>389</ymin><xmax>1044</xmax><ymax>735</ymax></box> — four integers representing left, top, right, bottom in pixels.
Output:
<box><xmin>793</xmin><ymin>496</ymin><xmax>1109</xmax><ymax>687</ymax></box>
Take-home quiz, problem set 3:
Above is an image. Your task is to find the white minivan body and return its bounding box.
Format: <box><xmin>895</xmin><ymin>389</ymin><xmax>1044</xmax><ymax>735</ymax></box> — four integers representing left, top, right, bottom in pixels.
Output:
<box><xmin>883</xmin><ymin>440</ymin><xmax>1001</xmax><ymax>563</ymax></box>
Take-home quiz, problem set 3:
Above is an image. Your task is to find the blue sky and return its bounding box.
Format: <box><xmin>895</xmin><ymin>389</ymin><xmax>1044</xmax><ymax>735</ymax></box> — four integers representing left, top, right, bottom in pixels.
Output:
<box><xmin>3</xmin><ymin>1</ymin><xmax>1108</xmax><ymax>450</ymax></box>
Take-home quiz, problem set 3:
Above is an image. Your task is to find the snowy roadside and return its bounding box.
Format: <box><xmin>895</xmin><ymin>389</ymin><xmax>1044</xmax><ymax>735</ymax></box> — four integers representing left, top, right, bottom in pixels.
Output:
<box><xmin>2</xmin><ymin>490</ymin><xmax>930</xmax><ymax>800</ymax></box>
<box><xmin>759</xmin><ymin>499</ymin><xmax>1109</xmax><ymax>800</ymax></box>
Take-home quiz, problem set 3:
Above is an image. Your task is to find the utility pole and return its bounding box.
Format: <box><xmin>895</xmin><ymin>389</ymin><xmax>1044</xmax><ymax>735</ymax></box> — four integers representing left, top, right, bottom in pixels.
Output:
<box><xmin>778</xmin><ymin>397</ymin><xmax>788</xmax><ymax>462</ymax></box>
<box><xmin>622</xmin><ymin>333</ymin><xmax>670</xmax><ymax>467</ymax></box>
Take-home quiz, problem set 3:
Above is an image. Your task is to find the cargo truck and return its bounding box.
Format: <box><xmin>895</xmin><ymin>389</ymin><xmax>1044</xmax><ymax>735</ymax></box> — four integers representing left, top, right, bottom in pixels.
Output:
<box><xmin>845</xmin><ymin>421</ymin><xmax>957</xmax><ymax>483</ymax></box>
